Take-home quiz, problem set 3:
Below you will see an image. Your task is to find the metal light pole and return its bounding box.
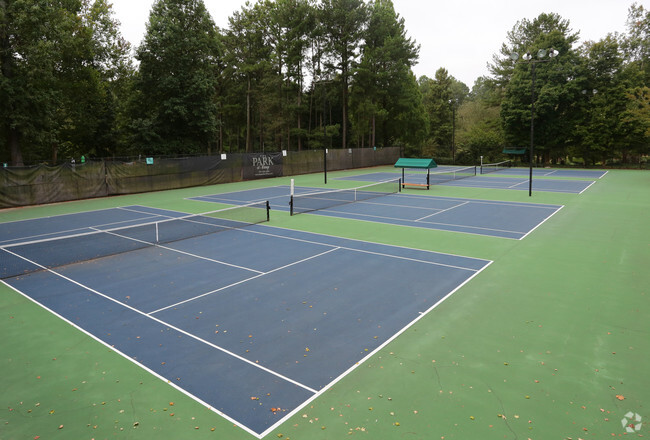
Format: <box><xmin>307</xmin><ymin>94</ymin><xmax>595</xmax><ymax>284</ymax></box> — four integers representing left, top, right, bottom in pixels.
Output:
<box><xmin>320</xmin><ymin>74</ymin><xmax>332</xmax><ymax>184</ymax></box>
<box><xmin>449</xmin><ymin>99</ymin><xmax>456</xmax><ymax>164</ymax></box>
<box><xmin>510</xmin><ymin>48</ymin><xmax>559</xmax><ymax>196</ymax></box>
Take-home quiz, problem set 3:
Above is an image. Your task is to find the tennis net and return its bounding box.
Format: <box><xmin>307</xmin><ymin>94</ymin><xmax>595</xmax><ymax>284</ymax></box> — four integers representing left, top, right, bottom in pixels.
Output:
<box><xmin>290</xmin><ymin>178</ymin><xmax>401</xmax><ymax>215</ymax></box>
<box><xmin>0</xmin><ymin>201</ymin><xmax>270</xmax><ymax>280</ymax></box>
<box><xmin>480</xmin><ymin>160</ymin><xmax>511</xmax><ymax>174</ymax></box>
<box><xmin>428</xmin><ymin>166</ymin><xmax>477</xmax><ymax>185</ymax></box>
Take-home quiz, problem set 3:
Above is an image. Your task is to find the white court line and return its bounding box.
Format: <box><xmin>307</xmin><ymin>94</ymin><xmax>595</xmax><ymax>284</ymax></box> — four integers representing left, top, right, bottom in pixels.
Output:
<box><xmin>415</xmin><ymin>201</ymin><xmax>469</xmax><ymax>222</ymax></box>
<box><xmin>508</xmin><ymin>179</ymin><xmax>530</xmax><ymax>188</ymax></box>
<box><xmin>0</xmin><ymin>211</ymin><xmax>161</xmax><ymax>246</ymax></box>
<box><xmin>148</xmin><ymin>247</ymin><xmax>340</xmax><ymax>314</ymax></box>
<box><xmin>317</xmin><ymin>208</ymin><xmax>527</xmax><ymax>239</ymax></box>
<box><xmin>257</xmin><ymin>259</ymin><xmax>494</xmax><ymax>438</ymax></box>
<box><xmin>578</xmin><ymin>180</ymin><xmax>597</xmax><ymax>194</ymax></box>
<box><xmin>518</xmin><ymin>205</ymin><xmax>565</xmax><ymax>240</ymax></box>
<box><xmin>1</xmin><ymin>246</ymin><xmax>318</xmax><ymax>397</ymax></box>
<box><xmin>2</xmin><ymin>220</ymin><xmax>491</xmax><ymax>438</ymax></box>
<box><xmin>0</xmin><ymin>279</ymin><xmax>266</xmax><ymax>439</ymax></box>
<box><xmin>235</xmin><ymin>223</ymin><xmax>491</xmax><ymax>266</ymax></box>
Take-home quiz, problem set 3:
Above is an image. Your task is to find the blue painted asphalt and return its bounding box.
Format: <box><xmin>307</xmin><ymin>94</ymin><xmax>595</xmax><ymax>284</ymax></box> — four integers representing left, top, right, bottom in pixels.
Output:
<box><xmin>2</xmin><ymin>208</ymin><xmax>490</xmax><ymax>436</ymax></box>
<box><xmin>336</xmin><ymin>172</ymin><xmax>596</xmax><ymax>193</ymax></box>
<box><xmin>190</xmin><ymin>188</ymin><xmax>563</xmax><ymax>240</ymax></box>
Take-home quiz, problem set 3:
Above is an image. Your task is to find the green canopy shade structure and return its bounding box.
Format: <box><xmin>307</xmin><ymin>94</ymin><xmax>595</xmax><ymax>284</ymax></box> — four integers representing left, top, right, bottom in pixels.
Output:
<box><xmin>394</xmin><ymin>158</ymin><xmax>437</xmax><ymax>189</ymax></box>
<box><xmin>503</xmin><ymin>147</ymin><xmax>527</xmax><ymax>155</ymax></box>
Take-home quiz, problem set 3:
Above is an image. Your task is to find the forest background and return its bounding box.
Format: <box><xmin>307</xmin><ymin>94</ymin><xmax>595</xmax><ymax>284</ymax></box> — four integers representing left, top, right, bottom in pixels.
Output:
<box><xmin>1</xmin><ymin>0</ymin><xmax>649</xmax><ymax>167</ymax></box>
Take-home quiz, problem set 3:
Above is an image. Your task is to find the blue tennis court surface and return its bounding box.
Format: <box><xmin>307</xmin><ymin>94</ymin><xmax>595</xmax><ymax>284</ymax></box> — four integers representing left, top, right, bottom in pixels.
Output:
<box><xmin>485</xmin><ymin>167</ymin><xmax>608</xmax><ymax>179</ymax></box>
<box><xmin>191</xmin><ymin>187</ymin><xmax>563</xmax><ymax>240</ymax></box>
<box><xmin>337</xmin><ymin>170</ymin><xmax>597</xmax><ymax>193</ymax></box>
<box><xmin>1</xmin><ymin>207</ymin><xmax>490</xmax><ymax>437</ymax></box>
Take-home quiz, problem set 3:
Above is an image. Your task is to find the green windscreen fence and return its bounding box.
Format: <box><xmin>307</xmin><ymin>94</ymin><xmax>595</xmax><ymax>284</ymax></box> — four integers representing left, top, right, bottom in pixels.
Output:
<box><xmin>0</xmin><ymin>147</ymin><xmax>400</xmax><ymax>208</ymax></box>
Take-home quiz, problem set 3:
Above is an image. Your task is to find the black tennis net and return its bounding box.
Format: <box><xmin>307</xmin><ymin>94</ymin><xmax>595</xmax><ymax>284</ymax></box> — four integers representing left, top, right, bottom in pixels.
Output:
<box><xmin>0</xmin><ymin>201</ymin><xmax>270</xmax><ymax>280</ymax></box>
<box><xmin>428</xmin><ymin>166</ymin><xmax>477</xmax><ymax>185</ymax></box>
<box><xmin>290</xmin><ymin>178</ymin><xmax>401</xmax><ymax>215</ymax></box>
<box><xmin>480</xmin><ymin>160</ymin><xmax>511</xmax><ymax>174</ymax></box>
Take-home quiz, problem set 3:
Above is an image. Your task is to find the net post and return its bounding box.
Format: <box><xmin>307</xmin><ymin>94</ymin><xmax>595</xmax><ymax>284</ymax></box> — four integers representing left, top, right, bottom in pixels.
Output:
<box><xmin>426</xmin><ymin>170</ymin><xmax>430</xmax><ymax>190</ymax></box>
<box><xmin>398</xmin><ymin>178</ymin><xmax>402</xmax><ymax>192</ymax></box>
<box><xmin>289</xmin><ymin>195</ymin><xmax>294</xmax><ymax>216</ymax></box>
<box><xmin>266</xmin><ymin>200</ymin><xmax>270</xmax><ymax>221</ymax></box>
<box><xmin>155</xmin><ymin>222</ymin><xmax>159</xmax><ymax>243</ymax></box>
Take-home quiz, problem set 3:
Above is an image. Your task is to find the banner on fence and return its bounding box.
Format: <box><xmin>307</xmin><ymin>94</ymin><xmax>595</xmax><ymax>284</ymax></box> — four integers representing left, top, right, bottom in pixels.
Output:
<box><xmin>242</xmin><ymin>152</ymin><xmax>283</xmax><ymax>179</ymax></box>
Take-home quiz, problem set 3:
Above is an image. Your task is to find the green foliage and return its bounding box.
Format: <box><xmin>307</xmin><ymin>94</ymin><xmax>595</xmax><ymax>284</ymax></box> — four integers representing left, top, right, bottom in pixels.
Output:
<box><xmin>349</xmin><ymin>0</ymin><xmax>424</xmax><ymax>149</ymax></box>
<box><xmin>129</xmin><ymin>0</ymin><xmax>220</xmax><ymax>155</ymax></box>
<box><xmin>3</xmin><ymin>1</ymin><xmax>647</xmax><ymax>166</ymax></box>
<box><xmin>320</xmin><ymin>0</ymin><xmax>368</xmax><ymax>148</ymax></box>
<box><xmin>419</xmin><ymin>68</ymin><xmax>468</xmax><ymax>158</ymax></box>
<box><xmin>0</xmin><ymin>0</ymin><xmax>132</xmax><ymax>165</ymax></box>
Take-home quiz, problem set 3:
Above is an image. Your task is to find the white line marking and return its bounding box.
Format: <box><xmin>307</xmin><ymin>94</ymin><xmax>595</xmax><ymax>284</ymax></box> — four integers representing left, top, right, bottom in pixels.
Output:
<box><xmin>314</xmin><ymin>209</ymin><xmax>526</xmax><ymax>238</ymax></box>
<box><xmin>518</xmin><ymin>205</ymin><xmax>565</xmax><ymax>240</ymax></box>
<box><xmin>1</xmin><ymin>247</ymin><xmax>317</xmax><ymax>395</ymax></box>
<box><xmin>1</xmin><ymin>211</ymin><xmax>161</xmax><ymax>246</ymax></box>
<box><xmin>0</xmin><ymin>279</ymin><xmax>265</xmax><ymax>439</ymax></box>
<box><xmin>578</xmin><ymin>180</ymin><xmax>597</xmax><ymax>194</ymax></box>
<box><xmin>148</xmin><ymin>247</ymin><xmax>340</xmax><ymax>314</ymax></box>
<box><xmin>258</xmin><ymin>259</ymin><xmax>494</xmax><ymax>438</ymax></box>
<box><xmin>415</xmin><ymin>201</ymin><xmax>469</xmax><ymax>221</ymax></box>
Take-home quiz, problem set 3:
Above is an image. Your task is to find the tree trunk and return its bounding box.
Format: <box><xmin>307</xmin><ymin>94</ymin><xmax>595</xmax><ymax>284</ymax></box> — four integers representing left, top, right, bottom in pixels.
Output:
<box><xmin>246</xmin><ymin>77</ymin><xmax>252</xmax><ymax>152</ymax></box>
<box><xmin>8</xmin><ymin>127</ymin><xmax>23</xmax><ymax>166</ymax></box>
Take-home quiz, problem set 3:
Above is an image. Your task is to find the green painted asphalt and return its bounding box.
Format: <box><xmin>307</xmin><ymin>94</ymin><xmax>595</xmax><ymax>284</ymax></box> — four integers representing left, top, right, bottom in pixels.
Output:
<box><xmin>1</xmin><ymin>168</ymin><xmax>648</xmax><ymax>439</ymax></box>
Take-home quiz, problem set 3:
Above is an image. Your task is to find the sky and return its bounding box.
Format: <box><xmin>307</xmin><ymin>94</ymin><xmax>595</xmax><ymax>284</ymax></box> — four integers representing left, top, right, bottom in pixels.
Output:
<box><xmin>109</xmin><ymin>0</ymin><xmax>644</xmax><ymax>87</ymax></box>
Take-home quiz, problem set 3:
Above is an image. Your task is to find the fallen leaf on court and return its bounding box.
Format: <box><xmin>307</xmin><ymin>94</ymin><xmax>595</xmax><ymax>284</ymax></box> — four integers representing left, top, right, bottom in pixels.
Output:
<box><xmin>616</xmin><ymin>395</ymin><xmax>625</xmax><ymax>400</ymax></box>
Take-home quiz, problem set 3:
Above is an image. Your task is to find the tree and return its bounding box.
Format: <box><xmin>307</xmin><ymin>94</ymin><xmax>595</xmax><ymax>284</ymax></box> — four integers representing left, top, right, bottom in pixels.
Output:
<box><xmin>350</xmin><ymin>0</ymin><xmax>424</xmax><ymax>149</ymax></box>
<box><xmin>222</xmin><ymin>2</ymin><xmax>274</xmax><ymax>152</ymax></box>
<box><xmin>0</xmin><ymin>0</ymin><xmax>131</xmax><ymax>165</ymax></box>
<box><xmin>131</xmin><ymin>0</ymin><xmax>220</xmax><ymax>155</ymax></box>
<box><xmin>420</xmin><ymin>68</ymin><xmax>467</xmax><ymax>158</ymax></box>
<box><xmin>497</xmin><ymin>13</ymin><xmax>582</xmax><ymax>164</ymax></box>
<box><xmin>266</xmin><ymin>0</ymin><xmax>315</xmax><ymax>151</ymax></box>
<box><xmin>320</xmin><ymin>0</ymin><xmax>368</xmax><ymax>149</ymax></box>
<box><xmin>623</xmin><ymin>3</ymin><xmax>650</xmax><ymax>85</ymax></box>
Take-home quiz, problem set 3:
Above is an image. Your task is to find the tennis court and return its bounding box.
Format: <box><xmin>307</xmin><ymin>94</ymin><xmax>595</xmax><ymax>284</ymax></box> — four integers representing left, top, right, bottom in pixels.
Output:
<box><xmin>191</xmin><ymin>185</ymin><xmax>563</xmax><ymax>240</ymax></box>
<box><xmin>2</xmin><ymin>167</ymin><xmax>649</xmax><ymax>440</ymax></box>
<box><xmin>481</xmin><ymin>166</ymin><xmax>608</xmax><ymax>179</ymax></box>
<box><xmin>337</xmin><ymin>168</ymin><xmax>597</xmax><ymax>193</ymax></box>
<box><xmin>0</xmin><ymin>206</ymin><xmax>490</xmax><ymax>437</ymax></box>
